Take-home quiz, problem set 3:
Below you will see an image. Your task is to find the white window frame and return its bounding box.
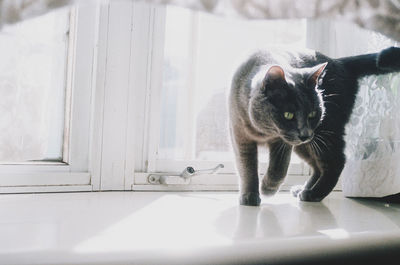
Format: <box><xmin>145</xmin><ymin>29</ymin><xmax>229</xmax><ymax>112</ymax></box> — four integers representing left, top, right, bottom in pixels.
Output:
<box><xmin>0</xmin><ymin>3</ymin><xmax>355</xmax><ymax>194</ymax></box>
<box><xmin>131</xmin><ymin>4</ymin><xmax>311</xmax><ymax>191</ymax></box>
<box><xmin>0</xmin><ymin>4</ymin><xmax>99</xmax><ymax>193</ymax></box>
<box><xmin>0</xmin><ymin>1</ymin><xmax>140</xmax><ymax>193</ymax></box>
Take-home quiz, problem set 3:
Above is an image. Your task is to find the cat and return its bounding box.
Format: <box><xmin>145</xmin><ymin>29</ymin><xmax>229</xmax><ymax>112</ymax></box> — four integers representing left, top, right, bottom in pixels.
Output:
<box><xmin>229</xmin><ymin>46</ymin><xmax>400</xmax><ymax>206</ymax></box>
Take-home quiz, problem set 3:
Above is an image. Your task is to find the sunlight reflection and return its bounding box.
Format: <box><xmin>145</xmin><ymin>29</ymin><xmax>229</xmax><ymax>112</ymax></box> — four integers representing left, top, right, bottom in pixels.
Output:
<box><xmin>73</xmin><ymin>195</ymin><xmax>234</xmax><ymax>254</ymax></box>
<box><xmin>263</xmin><ymin>193</ymin><xmax>298</xmax><ymax>206</ymax></box>
<box><xmin>318</xmin><ymin>228</ymin><xmax>349</xmax><ymax>239</ymax></box>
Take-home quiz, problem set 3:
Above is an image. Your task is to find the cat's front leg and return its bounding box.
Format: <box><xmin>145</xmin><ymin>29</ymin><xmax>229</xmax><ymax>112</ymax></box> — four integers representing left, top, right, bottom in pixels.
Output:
<box><xmin>290</xmin><ymin>172</ymin><xmax>320</xmax><ymax>197</ymax></box>
<box><xmin>232</xmin><ymin>140</ymin><xmax>260</xmax><ymax>206</ymax></box>
<box><xmin>299</xmin><ymin>152</ymin><xmax>345</xmax><ymax>202</ymax></box>
<box><xmin>261</xmin><ymin>140</ymin><xmax>292</xmax><ymax>196</ymax></box>
<box><xmin>291</xmin><ymin>164</ymin><xmax>321</xmax><ymax>197</ymax></box>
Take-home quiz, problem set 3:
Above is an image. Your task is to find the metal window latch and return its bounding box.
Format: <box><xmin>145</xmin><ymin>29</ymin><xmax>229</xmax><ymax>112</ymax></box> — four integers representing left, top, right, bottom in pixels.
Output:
<box><xmin>147</xmin><ymin>164</ymin><xmax>224</xmax><ymax>185</ymax></box>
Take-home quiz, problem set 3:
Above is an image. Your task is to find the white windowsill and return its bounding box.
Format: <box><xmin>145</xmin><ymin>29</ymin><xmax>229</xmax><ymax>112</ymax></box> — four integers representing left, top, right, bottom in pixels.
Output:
<box><xmin>0</xmin><ymin>191</ymin><xmax>399</xmax><ymax>264</ymax></box>
<box><xmin>132</xmin><ymin>173</ymin><xmax>342</xmax><ymax>192</ymax></box>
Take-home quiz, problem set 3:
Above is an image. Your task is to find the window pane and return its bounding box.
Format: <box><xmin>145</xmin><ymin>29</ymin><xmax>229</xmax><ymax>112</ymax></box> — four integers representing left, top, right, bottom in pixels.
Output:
<box><xmin>159</xmin><ymin>6</ymin><xmax>306</xmax><ymax>162</ymax></box>
<box><xmin>0</xmin><ymin>8</ymin><xmax>70</xmax><ymax>163</ymax></box>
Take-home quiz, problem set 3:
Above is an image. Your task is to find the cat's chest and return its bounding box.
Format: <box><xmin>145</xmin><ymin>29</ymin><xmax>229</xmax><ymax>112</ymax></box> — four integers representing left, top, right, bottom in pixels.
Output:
<box><xmin>243</xmin><ymin>121</ymin><xmax>276</xmax><ymax>143</ymax></box>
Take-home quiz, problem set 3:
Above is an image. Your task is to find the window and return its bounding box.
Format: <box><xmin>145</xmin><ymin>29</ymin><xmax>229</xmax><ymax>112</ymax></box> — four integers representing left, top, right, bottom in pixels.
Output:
<box><xmin>0</xmin><ymin>10</ymin><xmax>69</xmax><ymax>163</ymax></box>
<box><xmin>133</xmin><ymin>5</ymin><xmax>310</xmax><ymax>191</ymax></box>
<box><xmin>158</xmin><ymin>8</ymin><xmax>306</xmax><ymax>165</ymax></box>
<box><xmin>0</xmin><ymin>4</ymin><xmax>98</xmax><ymax>192</ymax></box>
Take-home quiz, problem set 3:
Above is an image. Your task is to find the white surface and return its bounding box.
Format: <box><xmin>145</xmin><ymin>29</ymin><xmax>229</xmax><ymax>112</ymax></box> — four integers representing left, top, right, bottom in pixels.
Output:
<box><xmin>1</xmin><ymin>191</ymin><xmax>400</xmax><ymax>264</ymax></box>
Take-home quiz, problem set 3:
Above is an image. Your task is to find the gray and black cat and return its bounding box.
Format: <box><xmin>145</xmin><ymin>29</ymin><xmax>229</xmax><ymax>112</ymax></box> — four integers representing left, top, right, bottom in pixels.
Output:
<box><xmin>229</xmin><ymin>46</ymin><xmax>400</xmax><ymax>206</ymax></box>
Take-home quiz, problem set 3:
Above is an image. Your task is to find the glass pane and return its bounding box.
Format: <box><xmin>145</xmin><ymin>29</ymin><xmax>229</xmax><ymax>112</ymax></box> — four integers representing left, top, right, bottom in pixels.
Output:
<box><xmin>159</xmin><ymin>6</ymin><xmax>306</xmax><ymax>162</ymax></box>
<box><xmin>0</xmin><ymin>8</ymin><xmax>70</xmax><ymax>163</ymax></box>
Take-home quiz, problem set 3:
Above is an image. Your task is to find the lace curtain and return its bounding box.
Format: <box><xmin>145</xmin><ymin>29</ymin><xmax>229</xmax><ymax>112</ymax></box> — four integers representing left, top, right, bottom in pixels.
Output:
<box><xmin>342</xmin><ymin>35</ymin><xmax>400</xmax><ymax>197</ymax></box>
<box><xmin>306</xmin><ymin>20</ymin><xmax>400</xmax><ymax>197</ymax></box>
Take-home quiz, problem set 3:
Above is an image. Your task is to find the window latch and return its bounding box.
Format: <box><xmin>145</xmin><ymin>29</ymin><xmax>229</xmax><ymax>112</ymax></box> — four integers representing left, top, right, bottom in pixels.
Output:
<box><xmin>147</xmin><ymin>164</ymin><xmax>224</xmax><ymax>185</ymax></box>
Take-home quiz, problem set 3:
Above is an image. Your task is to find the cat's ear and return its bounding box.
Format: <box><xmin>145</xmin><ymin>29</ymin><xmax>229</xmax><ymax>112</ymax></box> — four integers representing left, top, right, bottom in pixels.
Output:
<box><xmin>307</xmin><ymin>62</ymin><xmax>328</xmax><ymax>88</ymax></box>
<box><xmin>266</xmin><ymin>65</ymin><xmax>285</xmax><ymax>82</ymax></box>
<box><xmin>263</xmin><ymin>65</ymin><xmax>287</xmax><ymax>90</ymax></box>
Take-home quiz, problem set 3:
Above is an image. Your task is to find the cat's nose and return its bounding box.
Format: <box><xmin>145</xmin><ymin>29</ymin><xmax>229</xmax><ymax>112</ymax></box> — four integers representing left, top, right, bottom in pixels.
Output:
<box><xmin>298</xmin><ymin>130</ymin><xmax>313</xmax><ymax>142</ymax></box>
<box><xmin>299</xmin><ymin>135</ymin><xmax>311</xmax><ymax>142</ymax></box>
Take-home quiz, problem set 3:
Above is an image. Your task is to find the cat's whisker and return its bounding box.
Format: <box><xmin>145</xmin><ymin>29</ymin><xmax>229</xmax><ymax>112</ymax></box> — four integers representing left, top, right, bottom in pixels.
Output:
<box><xmin>318</xmin><ymin>130</ymin><xmax>341</xmax><ymax>139</ymax></box>
<box><xmin>279</xmin><ymin>147</ymin><xmax>285</xmax><ymax>165</ymax></box>
<box><xmin>312</xmin><ymin>139</ymin><xmax>323</xmax><ymax>155</ymax></box>
<box><xmin>310</xmin><ymin>141</ymin><xmax>318</xmax><ymax>156</ymax></box>
<box><xmin>323</xmin><ymin>93</ymin><xmax>340</xmax><ymax>98</ymax></box>
<box><xmin>308</xmin><ymin>140</ymin><xmax>316</xmax><ymax>154</ymax></box>
<box><xmin>275</xmin><ymin>142</ymin><xmax>282</xmax><ymax>157</ymax></box>
<box><xmin>315</xmin><ymin>135</ymin><xmax>330</xmax><ymax>150</ymax></box>
<box><xmin>277</xmin><ymin>143</ymin><xmax>287</xmax><ymax>164</ymax></box>
<box><xmin>274</xmin><ymin>145</ymin><xmax>283</xmax><ymax>165</ymax></box>
<box><xmin>312</xmin><ymin>141</ymin><xmax>319</xmax><ymax>155</ymax></box>
<box><xmin>319</xmin><ymin>129</ymin><xmax>335</xmax><ymax>135</ymax></box>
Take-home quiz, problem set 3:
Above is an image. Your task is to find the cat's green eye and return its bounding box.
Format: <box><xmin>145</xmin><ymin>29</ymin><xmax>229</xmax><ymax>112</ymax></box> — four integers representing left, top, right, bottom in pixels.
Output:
<box><xmin>308</xmin><ymin>111</ymin><xmax>317</xmax><ymax>118</ymax></box>
<box><xmin>284</xmin><ymin>112</ymin><xmax>294</xmax><ymax>120</ymax></box>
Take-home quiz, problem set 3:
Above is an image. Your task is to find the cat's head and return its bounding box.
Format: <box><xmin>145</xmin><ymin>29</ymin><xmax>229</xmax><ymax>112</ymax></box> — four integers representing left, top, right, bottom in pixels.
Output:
<box><xmin>249</xmin><ymin>63</ymin><xmax>327</xmax><ymax>145</ymax></box>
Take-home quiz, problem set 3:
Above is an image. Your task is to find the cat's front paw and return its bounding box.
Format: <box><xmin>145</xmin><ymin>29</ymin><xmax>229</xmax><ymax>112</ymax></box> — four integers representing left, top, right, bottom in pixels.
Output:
<box><xmin>299</xmin><ymin>190</ymin><xmax>323</xmax><ymax>202</ymax></box>
<box><xmin>290</xmin><ymin>185</ymin><xmax>304</xmax><ymax>198</ymax></box>
<box><xmin>261</xmin><ymin>182</ymin><xmax>279</xmax><ymax>197</ymax></box>
<box><xmin>261</xmin><ymin>188</ymin><xmax>278</xmax><ymax>197</ymax></box>
<box><xmin>239</xmin><ymin>192</ymin><xmax>261</xmax><ymax>206</ymax></box>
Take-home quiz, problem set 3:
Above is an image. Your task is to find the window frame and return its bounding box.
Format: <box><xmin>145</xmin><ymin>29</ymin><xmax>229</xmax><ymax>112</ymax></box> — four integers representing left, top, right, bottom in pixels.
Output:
<box><xmin>0</xmin><ymin>4</ymin><xmax>99</xmax><ymax>192</ymax></box>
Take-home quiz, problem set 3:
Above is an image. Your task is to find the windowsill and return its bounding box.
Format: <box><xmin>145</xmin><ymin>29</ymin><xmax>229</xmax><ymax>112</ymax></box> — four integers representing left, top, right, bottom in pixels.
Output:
<box><xmin>1</xmin><ymin>191</ymin><xmax>400</xmax><ymax>264</ymax></box>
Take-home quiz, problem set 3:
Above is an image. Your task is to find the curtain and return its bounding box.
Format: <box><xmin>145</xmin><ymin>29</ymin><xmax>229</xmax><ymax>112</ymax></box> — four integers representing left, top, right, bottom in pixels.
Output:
<box><xmin>343</xmin><ymin>70</ymin><xmax>400</xmax><ymax>197</ymax></box>
<box><xmin>1</xmin><ymin>0</ymin><xmax>400</xmax><ymax>42</ymax></box>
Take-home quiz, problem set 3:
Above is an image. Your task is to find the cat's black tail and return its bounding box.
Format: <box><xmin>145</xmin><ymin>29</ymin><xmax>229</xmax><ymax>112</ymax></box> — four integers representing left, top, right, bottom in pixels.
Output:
<box><xmin>338</xmin><ymin>46</ymin><xmax>400</xmax><ymax>78</ymax></box>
